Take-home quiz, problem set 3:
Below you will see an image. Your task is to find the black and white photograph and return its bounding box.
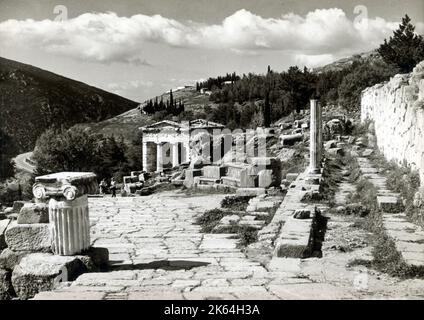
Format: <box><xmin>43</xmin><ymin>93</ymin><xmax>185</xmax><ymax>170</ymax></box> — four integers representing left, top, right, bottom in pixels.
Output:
<box><xmin>0</xmin><ymin>0</ymin><xmax>424</xmax><ymax>304</ymax></box>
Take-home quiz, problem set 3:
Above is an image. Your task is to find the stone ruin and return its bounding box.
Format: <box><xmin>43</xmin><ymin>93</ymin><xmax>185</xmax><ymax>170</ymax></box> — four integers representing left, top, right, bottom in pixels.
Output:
<box><xmin>0</xmin><ymin>172</ymin><xmax>109</xmax><ymax>300</ymax></box>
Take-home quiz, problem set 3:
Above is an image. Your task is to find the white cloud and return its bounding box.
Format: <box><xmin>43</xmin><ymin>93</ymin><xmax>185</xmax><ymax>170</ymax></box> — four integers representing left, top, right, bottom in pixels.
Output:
<box><xmin>294</xmin><ymin>54</ymin><xmax>336</xmax><ymax>68</ymax></box>
<box><xmin>0</xmin><ymin>8</ymin><xmax>412</xmax><ymax>64</ymax></box>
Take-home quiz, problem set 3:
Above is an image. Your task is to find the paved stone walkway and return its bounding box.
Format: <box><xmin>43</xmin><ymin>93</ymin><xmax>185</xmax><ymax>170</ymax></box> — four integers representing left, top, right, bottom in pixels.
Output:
<box><xmin>33</xmin><ymin>190</ymin><xmax>424</xmax><ymax>300</ymax></box>
<box><xmin>357</xmin><ymin>152</ymin><xmax>424</xmax><ymax>268</ymax></box>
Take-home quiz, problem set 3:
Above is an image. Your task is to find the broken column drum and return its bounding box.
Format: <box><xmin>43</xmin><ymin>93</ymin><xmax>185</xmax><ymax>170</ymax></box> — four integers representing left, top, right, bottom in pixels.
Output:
<box><xmin>32</xmin><ymin>172</ymin><xmax>98</xmax><ymax>256</ymax></box>
<box><xmin>309</xmin><ymin>99</ymin><xmax>322</xmax><ymax>174</ymax></box>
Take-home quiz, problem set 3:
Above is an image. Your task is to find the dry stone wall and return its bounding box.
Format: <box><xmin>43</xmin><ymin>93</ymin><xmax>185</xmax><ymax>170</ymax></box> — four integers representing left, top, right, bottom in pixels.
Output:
<box><xmin>361</xmin><ymin>61</ymin><xmax>424</xmax><ymax>185</ymax></box>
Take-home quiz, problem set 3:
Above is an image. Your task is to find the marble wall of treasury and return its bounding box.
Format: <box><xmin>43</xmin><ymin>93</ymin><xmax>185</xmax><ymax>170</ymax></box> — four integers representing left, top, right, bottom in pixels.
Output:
<box><xmin>361</xmin><ymin>61</ymin><xmax>424</xmax><ymax>186</ymax></box>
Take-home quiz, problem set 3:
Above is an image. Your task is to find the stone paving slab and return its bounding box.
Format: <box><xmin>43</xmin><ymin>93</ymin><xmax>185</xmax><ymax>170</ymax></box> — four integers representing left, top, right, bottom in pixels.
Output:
<box><xmin>383</xmin><ymin>213</ymin><xmax>424</xmax><ymax>267</ymax></box>
<box><xmin>359</xmin><ymin>152</ymin><xmax>424</xmax><ymax>268</ymax></box>
<box><xmin>31</xmin><ymin>188</ymin><xmax>424</xmax><ymax>300</ymax></box>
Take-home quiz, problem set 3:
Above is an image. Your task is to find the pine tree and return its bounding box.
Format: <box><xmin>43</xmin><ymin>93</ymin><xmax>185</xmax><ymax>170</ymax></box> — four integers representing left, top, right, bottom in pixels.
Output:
<box><xmin>263</xmin><ymin>88</ymin><xmax>271</xmax><ymax>127</ymax></box>
<box><xmin>378</xmin><ymin>14</ymin><xmax>424</xmax><ymax>73</ymax></box>
<box><xmin>169</xmin><ymin>89</ymin><xmax>174</xmax><ymax>108</ymax></box>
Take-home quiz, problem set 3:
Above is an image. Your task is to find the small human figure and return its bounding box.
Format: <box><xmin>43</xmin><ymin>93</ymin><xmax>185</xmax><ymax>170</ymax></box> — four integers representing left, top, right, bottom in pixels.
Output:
<box><xmin>110</xmin><ymin>178</ymin><xmax>117</xmax><ymax>198</ymax></box>
<box><xmin>99</xmin><ymin>179</ymin><xmax>108</xmax><ymax>195</ymax></box>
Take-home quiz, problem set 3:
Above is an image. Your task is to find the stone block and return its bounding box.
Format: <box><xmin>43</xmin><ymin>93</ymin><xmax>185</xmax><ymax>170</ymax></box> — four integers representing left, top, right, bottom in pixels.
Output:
<box><xmin>305</xmin><ymin>173</ymin><xmax>322</xmax><ymax>185</ymax></box>
<box><xmin>220</xmin><ymin>215</ymin><xmax>241</xmax><ymax>225</ymax></box>
<box><xmin>0</xmin><ymin>219</ymin><xmax>11</xmax><ymax>250</ymax></box>
<box><xmin>0</xmin><ymin>248</ymin><xmax>29</xmax><ymax>270</ymax></box>
<box><xmin>258</xmin><ymin>170</ymin><xmax>273</xmax><ymax>188</ymax></box>
<box><xmin>274</xmin><ymin>217</ymin><xmax>313</xmax><ymax>258</ymax></box>
<box><xmin>202</xmin><ymin>166</ymin><xmax>225</xmax><ymax>179</ymax></box>
<box><xmin>377</xmin><ymin>195</ymin><xmax>405</xmax><ymax>213</ymax></box>
<box><xmin>12</xmin><ymin>253</ymin><xmax>87</xmax><ymax>300</ymax></box>
<box><xmin>362</xmin><ymin>149</ymin><xmax>373</xmax><ymax>157</ymax></box>
<box><xmin>286</xmin><ymin>173</ymin><xmax>299</xmax><ymax>182</ymax></box>
<box><xmin>5</xmin><ymin>222</ymin><xmax>52</xmax><ymax>252</ymax></box>
<box><xmin>280</xmin><ymin>133</ymin><xmax>303</xmax><ymax>146</ymax></box>
<box><xmin>183</xmin><ymin>169</ymin><xmax>202</xmax><ymax>188</ymax></box>
<box><xmin>293</xmin><ymin>209</ymin><xmax>311</xmax><ymax>219</ymax></box>
<box><xmin>0</xmin><ymin>268</ymin><xmax>13</xmax><ymax>300</ymax></box>
<box><xmin>324</xmin><ymin>140</ymin><xmax>337</xmax><ymax>150</ymax></box>
<box><xmin>17</xmin><ymin>203</ymin><xmax>49</xmax><ymax>224</ymax></box>
<box><xmin>327</xmin><ymin>148</ymin><xmax>344</xmax><ymax>156</ymax></box>
<box><xmin>235</xmin><ymin>188</ymin><xmax>266</xmax><ymax>197</ymax></box>
<box><xmin>240</xmin><ymin>169</ymin><xmax>256</xmax><ymax>188</ymax></box>
<box><xmin>12</xmin><ymin>201</ymin><xmax>26</xmax><ymax>213</ymax></box>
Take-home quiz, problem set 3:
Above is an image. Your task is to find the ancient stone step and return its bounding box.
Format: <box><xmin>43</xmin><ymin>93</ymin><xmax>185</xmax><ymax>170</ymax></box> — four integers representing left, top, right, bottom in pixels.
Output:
<box><xmin>377</xmin><ymin>195</ymin><xmax>405</xmax><ymax>213</ymax></box>
<box><xmin>382</xmin><ymin>213</ymin><xmax>424</xmax><ymax>267</ymax></box>
<box><xmin>273</xmin><ymin>214</ymin><xmax>313</xmax><ymax>258</ymax></box>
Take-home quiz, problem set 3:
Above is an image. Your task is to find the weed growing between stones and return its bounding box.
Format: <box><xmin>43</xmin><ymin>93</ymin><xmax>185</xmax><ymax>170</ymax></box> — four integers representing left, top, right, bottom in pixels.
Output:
<box><xmin>368</xmin><ymin>150</ymin><xmax>423</xmax><ymax>227</ymax></box>
<box><xmin>237</xmin><ymin>226</ymin><xmax>259</xmax><ymax>247</ymax></box>
<box><xmin>195</xmin><ymin>208</ymin><xmax>228</xmax><ymax>233</ymax></box>
<box><xmin>346</xmin><ymin>178</ymin><xmax>378</xmax><ymax>213</ymax></box>
<box><xmin>196</xmin><ymin>197</ymin><xmax>278</xmax><ymax>248</ymax></box>
<box><xmin>221</xmin><ymin>196</ymin><xmax>253</xmax><ymax>211</ymax></box>
<box><xmin>182</xmin><ymin>186</ymin><xmax>235</xmax><ymax>196</ymax></box>
<box><xmin>362</xmin><ymin>210</ymin><xmax>424</xmax><ymax>278</ymax></box>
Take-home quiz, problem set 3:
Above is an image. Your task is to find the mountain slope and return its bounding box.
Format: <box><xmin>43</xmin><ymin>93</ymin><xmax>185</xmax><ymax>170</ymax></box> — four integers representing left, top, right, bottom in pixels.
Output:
<box><xmin>0</xmin><ymin>57</ymin><xmax>138</xmax><ymax>152</ymax></box>
<box><xmin>76</xmin><ymin>86</ymin><xmax>216</xmax><ymax>141</ymax></box>
<box><xmin>313</xmin><ymin>50</ymin><xmax>382</xmax><ymax>73</ymax></box>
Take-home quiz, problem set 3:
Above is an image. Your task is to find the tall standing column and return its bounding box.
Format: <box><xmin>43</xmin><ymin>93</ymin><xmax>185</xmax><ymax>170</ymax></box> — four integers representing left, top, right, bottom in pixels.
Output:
<box><xmin>142</xmin><ymin>142</ymin><xmax>148</xmax><ymax>171</ymax></box>
<box><xmin>32</xmin><ymin>172</ymin><xmax>97</xmax><ymax>256</ymax></box>
<box><xmin>184</xmin><ymin>142</ymin><xmax>191</xmax><ymax>163</ymax></box>
<box><xmin>309</xmin><ymin>99</ymin><xmax>322</xmax><ymax>174</ymax></box>
<box><xmin>172</xmin><ymin>143</ymin><xmax>179</xmax><ymax>168</ymax></box>
<box><xmin>156</xmin><ymin>143</ymin><xmax>164</xmax><ymax>173</ymax></box>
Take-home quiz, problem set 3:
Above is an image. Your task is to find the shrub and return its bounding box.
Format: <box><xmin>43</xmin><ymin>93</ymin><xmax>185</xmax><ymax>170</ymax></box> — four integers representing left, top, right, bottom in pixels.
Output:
<box><xmin>195</xmin><ymin>208</ymin><xmax>227</xmax><ymax>233</ymax></box>
<box><xmin>237</xmin><ymin>226</ymin><xmax>259</xmax><ymax>247</ymax></box>
<box><xmin>221</xmin><ymin>196</ymin><xmax>253</xmax><ymax>211</ymax></box>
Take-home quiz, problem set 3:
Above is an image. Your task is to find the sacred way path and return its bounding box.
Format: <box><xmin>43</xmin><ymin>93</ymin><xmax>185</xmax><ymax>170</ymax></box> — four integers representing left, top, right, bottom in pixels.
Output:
<box><xmin>33</xmin><ymin>191</ymin><xmax>424</xmax><ymax>300</ymax></box>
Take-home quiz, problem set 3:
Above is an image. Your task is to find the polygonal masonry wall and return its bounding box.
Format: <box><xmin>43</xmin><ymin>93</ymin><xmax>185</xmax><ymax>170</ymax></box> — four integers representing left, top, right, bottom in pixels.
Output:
<box><xmin>361</xmin><ymin>61</ymin><xmax>424</xmax><ymax>187</ymax></box>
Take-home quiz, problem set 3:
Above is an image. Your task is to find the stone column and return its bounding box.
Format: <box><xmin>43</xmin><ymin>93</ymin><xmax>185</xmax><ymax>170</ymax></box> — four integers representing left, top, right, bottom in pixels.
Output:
<box><xmin>172</xmin><ymin>143</ymin><xmax>179</xmax><ymax>168</ymax></box>
<box><xmin>32</xmin><ymin>172</ymin><xmax>97</xmax><ymax>256</ymax></box>
<box><xmin>49</xmin><ymin>195</ymin><xmax>91</xmax><ymax>255</ymax></box>
<box><xmin>156</xmin><ymin>143</ymin><xmax>164</xmax><ymax>172</ymax></box>
<box><xmin>142</xmin><ymin>142</ymin><xmax>148</xmax><ymax>171</ymax></box>
<box><xmin>184</xmin><ymin>142</ymin><xmax>191</xmax><ymax>163</ymax></box>
<box><xmin>309</xmin><ymin>99</ymin><xmax>322</xmax><ymax>174</ymax></box>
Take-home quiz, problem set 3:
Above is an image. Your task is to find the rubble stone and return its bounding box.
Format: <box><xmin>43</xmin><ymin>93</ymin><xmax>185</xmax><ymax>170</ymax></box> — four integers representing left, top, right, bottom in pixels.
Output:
<box><xmin>12</xmin><ymin>253</ymin><xmax>87</xmax><ymax>300</ymax></box>
<box><xmin>0</xmin><ymin>219</ymin><xmax>11</xmax><ymax>250</ymax></box>
<box><xmin>17</xmin><ymin>203</ymin><xmax>49</xmax><ymax>224</ymax></box>
<box><xmin>0</xmin><ymin>268</ymin><xmax>13</xmax><ymax>300</ymax></box>
<box><xmin>5</xmin><ymin>222</ymin><xmax>52</xmax><ymax>252</ymax></box>
<box><xmin>0</xmin><ymin>248</ymin><xmax>29</xmax><ymax>270</ymax></box>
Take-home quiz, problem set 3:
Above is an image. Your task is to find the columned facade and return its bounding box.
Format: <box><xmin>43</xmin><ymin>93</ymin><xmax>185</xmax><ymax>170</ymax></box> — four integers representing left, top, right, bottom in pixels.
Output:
<box><xmin>140</xmin><ymin>119</ymin><xmax>225</xmax><ymax>173</ymax></box>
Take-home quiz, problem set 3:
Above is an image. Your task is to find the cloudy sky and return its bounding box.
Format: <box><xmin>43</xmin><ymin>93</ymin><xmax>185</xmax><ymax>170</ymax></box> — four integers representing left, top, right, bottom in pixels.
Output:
<box><xmin>0</xmin><ymin>0</ymin><xmax>423</xmax><ymax>102</ymax></box>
